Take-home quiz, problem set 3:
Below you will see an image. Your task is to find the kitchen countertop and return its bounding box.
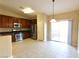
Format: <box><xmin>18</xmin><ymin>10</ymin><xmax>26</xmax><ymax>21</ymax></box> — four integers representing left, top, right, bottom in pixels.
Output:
<box><xmin>0</xmin><ymin>28</ymin><xmax>31</xmax><ymax>34</ymax></box>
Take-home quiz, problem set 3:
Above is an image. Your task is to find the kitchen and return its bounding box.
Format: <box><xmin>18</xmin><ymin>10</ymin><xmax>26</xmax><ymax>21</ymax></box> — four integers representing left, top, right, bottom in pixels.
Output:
<box><xmin>0</xmin><ymin>0</ymin><xmax>79</xmax><ymax>58</ymax></box>
<box><xmin>0</xmin><ymin>14</ymin><xmax>37</xmax><ymax>42</ymax></box>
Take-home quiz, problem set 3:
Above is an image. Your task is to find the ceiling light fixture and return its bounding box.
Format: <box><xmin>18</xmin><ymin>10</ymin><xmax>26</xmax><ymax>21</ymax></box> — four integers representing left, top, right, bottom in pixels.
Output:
<box><xmin>50</xmin><ymin>0</ymin><xmax>56</xmax><ymax>22</ymax></box>
<box><xmin>22</xmin><ymin>7</ymin><xmax>34</xmax><ymax>13</ymax></box>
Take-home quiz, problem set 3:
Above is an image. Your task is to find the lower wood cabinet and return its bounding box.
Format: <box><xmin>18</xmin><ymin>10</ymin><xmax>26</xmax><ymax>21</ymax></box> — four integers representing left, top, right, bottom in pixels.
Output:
<box><xmin>23</xmin><ymin>32</ymin><xmax>30</xmax><ymax>39</ymax></box>
<box><xmin>12</xmin><ymin>33</ymin><xmax>16</xmax><ymax>42</ymax></box>
<box><xmin>12</xmin><ymin>31</ymin><xmax>31</xmax><ymax>42</ymax></box>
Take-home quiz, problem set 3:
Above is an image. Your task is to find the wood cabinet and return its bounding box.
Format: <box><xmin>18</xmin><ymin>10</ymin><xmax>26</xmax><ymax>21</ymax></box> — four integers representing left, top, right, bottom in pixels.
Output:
<box><xmin>0</xmin><ymin>15</ymin><xmax>2</xmax><ymax>27</ymax></box>
<box><xmin>0</xmin><ymin>14</ymin><xmax>35</xmax><ymax>40</ymax></box>
<box><xmin>23</xmin><ymin>32</ymin><xmax>30</xmax><ymax>39</ymax></box>
<box><xmin>21</xmin><ymin>19</ymin><xmax>26</xmax><ymax>28</ymax></box>
<box><xmin>11</xmin><ymin>33</ymin><xmax>15</xmax><ymax>42</ymax></box>
<box><xmin>0</xmin><ymin>15</ymin><xmax>14</xmax><ymax>28</ymax></box>
<box><xmin>1</xmin><ymin>15</ymin><xmax>9</xmax><ymax>28</ymax></box>
<box><xmin>8</xmin><ymin>17</ymin><xmax>14</xmax><ymax>28</ymax></box>
<box><xmin>0</xmin><ymin>15</ymin><xmax>32</xmax><ymax>28</ymax></box>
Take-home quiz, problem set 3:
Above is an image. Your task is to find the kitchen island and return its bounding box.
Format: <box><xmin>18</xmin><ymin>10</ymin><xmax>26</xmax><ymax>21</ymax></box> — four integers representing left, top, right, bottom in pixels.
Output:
<box><xmin>0</xmin><ymin>35</ymin><xmax>12</xmax><ymax>57</ymax></box>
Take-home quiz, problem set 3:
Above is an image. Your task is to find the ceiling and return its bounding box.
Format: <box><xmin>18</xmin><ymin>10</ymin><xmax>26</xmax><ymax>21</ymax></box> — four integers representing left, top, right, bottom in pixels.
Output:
<box><xmin>0</xmin><ymin>0</ymin><xmax>79</xmax><ymax>18</ymax></box>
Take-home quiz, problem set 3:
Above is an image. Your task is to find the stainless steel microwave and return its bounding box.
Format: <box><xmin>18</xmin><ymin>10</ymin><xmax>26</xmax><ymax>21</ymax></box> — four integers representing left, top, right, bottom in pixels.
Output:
<box><xmin>14</xmin><ymin>23</ymin><xmax>21</xmax><ymax>28</ymax></box>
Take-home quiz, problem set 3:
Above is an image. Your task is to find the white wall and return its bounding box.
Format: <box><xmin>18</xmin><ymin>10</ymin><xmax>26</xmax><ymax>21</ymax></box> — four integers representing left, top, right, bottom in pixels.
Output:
<box><xmin>37</xmin><ymin>13</ymin><xmax>47</xmax><ymax>41</ymax></box>
<box><xmin>78</xmin><ymin>23</ymin><xmax>79</xmax><ymax>52</ymax></box>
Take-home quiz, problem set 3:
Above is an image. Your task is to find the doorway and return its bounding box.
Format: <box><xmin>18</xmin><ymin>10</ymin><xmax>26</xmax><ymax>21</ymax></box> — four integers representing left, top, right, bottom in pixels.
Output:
<box><xmin>50</xmin><ymin>20</ymin><xmax>72</xmax><ymax>44</ymax></box>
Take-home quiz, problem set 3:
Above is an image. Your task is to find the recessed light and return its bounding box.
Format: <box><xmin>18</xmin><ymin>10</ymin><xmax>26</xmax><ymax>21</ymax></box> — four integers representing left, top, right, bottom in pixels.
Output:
<box><xmin>22</xmin><ymin>7</ymin><xmax>34</xmax><ymax>13</ymax></box>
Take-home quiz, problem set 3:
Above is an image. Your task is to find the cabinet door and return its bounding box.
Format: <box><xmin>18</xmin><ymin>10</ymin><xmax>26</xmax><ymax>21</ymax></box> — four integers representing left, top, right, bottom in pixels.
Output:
<box><xmin>8</xmin><ymin>17</ymin><xmax>14</xmax><ymax>28</ymax></box>
<box><xmin>2</xmin><ymin>15</ymin><xmax>9</xmax><ymax>28</ymax></box>
<box><xmin>0</xmin><ymin>15</ymin><xmax>2</xmax><ymax>27</ymax></box>
<box><xmin>21</xmin><ymin>19</ymin><xmax>32</xmax><ymax>28</ymax></box>
<box><xmin>23</xmin><ymin>32</ymin><xmax>30</xmax><ymax>39</ymax></box>
<box><xmin>12</xmin><ymin>33</ymin><xmax>16</xmax><ymax>42</ymax></box>
<box><xmin>32</xmin><ymin>19</ymin><xmax>37</xmax><ymax>24</ymax></box>
<box><xmin>20</xmin><ymin>19</ymin><xmax>27</xmax><ymax>28</ymax></box>
<box><xmin>13</xmin><ymin>18</ymin><xmax>18</xmax><ymax>23</ymax></box>
<box><xmin>26</xmin><ymin>20</ymin><xmax>32</xmax><ymax>28</ymax></box>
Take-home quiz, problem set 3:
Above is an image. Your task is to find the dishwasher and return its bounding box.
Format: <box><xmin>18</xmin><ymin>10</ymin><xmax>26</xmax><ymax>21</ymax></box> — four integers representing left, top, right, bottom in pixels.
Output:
<box><xmin>15</xmin><ymin>32</ymin><xmax>23</xmax><ymax>41</ymax></box>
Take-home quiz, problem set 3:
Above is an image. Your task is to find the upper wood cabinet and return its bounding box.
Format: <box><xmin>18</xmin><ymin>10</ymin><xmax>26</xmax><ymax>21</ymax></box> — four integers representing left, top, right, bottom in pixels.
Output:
<box><xmin>31</xmin><ymin>19</ymin><xmax>37</xmax><ymax>24</ymax></box>
<box><xmin>1</xmin><ymin>15</ymin><xmax>9</xmax><ymax>28</ymax></box>
<box><xmin>20</xmin><ymin>19</ymin><xmax>26</xmax><ymax>28</ymax></box>
<box><xmin>8</xmin><ymin>17</ymin><xmax>14</xmax><ymax>28</ymax></box>
<box><xmin>0</xmin><ymin>15</ymin><xmax>33</xmax><ymax>28</ymax></box>
<box><xmin>19</xmin><ymin>19</ymin><xmax>29</xmax><ymax>28</ymax></box>
<box><xmin>0</xmin><ymin>15</ymin><xmax>15</xmax><ymax>28</ymax></box>
<box><xmin>0</xmin><ymin>15</ymin><xmax>2</xmax><ymax>27</ymax></box>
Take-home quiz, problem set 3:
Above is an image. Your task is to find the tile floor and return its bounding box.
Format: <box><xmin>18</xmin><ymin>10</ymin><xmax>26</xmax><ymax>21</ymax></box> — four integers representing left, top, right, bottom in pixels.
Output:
<box><xmin>12</xmin><ymin>38</ymin><xmax>79</xmax><ymax>58</ymax></box>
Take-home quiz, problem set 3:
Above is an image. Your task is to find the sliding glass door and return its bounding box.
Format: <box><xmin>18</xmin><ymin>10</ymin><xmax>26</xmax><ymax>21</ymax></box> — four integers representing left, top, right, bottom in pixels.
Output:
<box><xmin>50</xmin><ymin>20</ymin><xmax>72</xmax><ymax>44</ymax></box>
